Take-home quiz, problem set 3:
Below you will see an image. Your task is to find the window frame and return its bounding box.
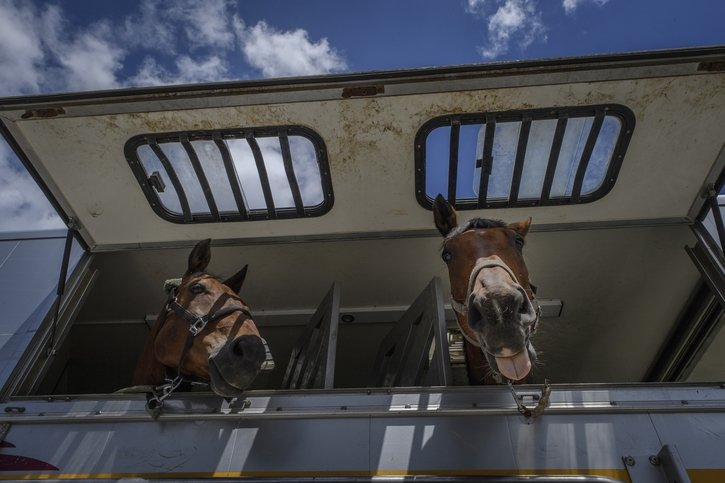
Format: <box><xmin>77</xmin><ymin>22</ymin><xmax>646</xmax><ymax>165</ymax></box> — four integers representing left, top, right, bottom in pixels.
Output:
<box><xmin>414</xmin><ymin>104</ymin><xmax>635</xmax><ymax>210</ymax></box>
<box><xmin>124</xmin><ymin>125</ymin><xmax>334</xmax><ymax>224</ymax></box>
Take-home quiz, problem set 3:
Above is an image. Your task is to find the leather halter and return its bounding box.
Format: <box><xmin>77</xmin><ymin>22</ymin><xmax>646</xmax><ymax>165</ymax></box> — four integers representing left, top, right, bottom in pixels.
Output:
<box><xmin>147</xmin><ymin>291</ymin><xmax>252</xmax><ymax>411</ymax></box>
<box><xmin>450</xmin><ymin>257</ymin><xmax>541</xmax><ymax>348</ymax></box>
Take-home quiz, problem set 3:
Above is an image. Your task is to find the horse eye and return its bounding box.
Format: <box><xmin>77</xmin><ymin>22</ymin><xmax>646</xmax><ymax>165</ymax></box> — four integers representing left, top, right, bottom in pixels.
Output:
<box><xmin>514</xmin><ymin>236</ymin><xmax>525</xmax><ymax>249</ymax></box>
<box><xmin>441</xmin><ymin>251</ymin><xmax>453</xmax><ymax>263</ymax></box>
<box><xmin>189</xmin><ymin>283</ymin><xmax>205</xmax><ymax>294</ymax></box>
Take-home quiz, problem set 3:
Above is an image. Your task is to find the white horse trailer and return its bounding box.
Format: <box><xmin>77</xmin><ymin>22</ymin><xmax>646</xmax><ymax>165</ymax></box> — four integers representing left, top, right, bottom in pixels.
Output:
<box><xmin>0</xmin><ymin>47</ymin><xmax>724</xmax><ymax>482</ymax></box>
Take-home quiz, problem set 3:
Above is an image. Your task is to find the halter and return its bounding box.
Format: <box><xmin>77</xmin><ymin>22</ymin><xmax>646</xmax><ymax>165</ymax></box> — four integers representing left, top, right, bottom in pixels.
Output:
<box><xmin>147</xmin><ymin>291</ymin><xmax>252</xmax><ymax>412</ymax></box>
<box><xmin>449</xmin><ymin>257</ymin><xmax>541</xmax><ymax>348</ymax></box>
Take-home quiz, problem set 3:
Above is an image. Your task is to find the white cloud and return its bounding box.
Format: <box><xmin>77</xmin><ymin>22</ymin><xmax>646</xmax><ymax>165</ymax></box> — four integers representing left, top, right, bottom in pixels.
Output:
<box><xmin>52</xmin><ymin>27</ymin><xmax>125</xmax><ymax>91</ymax></box>
<box><xmin>0</xmin><ymin>2</ymin><xmax>124</xmax><ymax>94</ymax></box>
<box><xmin>466</xmin><ymin>0</ymin><xmax>490</xmax><ymax>14</ymax></box>
<box><xmin>120</xmin><ymin>0</ymin><xmax>177</xmax><ymax>53</ymax></box>
<box><xmin>172</xmin><ymin>0</ymin><xmax>237</xmax><ymax>50</ymax></box>
<box><xmin>129</xmin><ymin>55</ymin><xmax>229</xmax><ymax>86</ymax></box>
<box><xmin>240</xmin><ymin>21</ymin><xmax>347</xmax><ymax>78</ymax></box>
<box><xmin>0</xmin><ymin>2</ymin><xmax>47</xmax><ymax>95</ymax></box>
<box><xmin>122</xmin><ymin>0</ymin><xmax>238</xmax><ymax>53</ymax></box>
<box><xmin>0</xmin><ymin>143</ymin><xmax>62</xmax><ymax>232</ymax></box>
<box><xmin>468</xmin><ymin>0</ymin><xmax>547</xmax><ymax>59</ymax></box>
<box><xmin>563</xmin><ymin>0</ymin><xmax>610</xmax><ymax>15</ymax></box>
<box><xmin>176</xmin><ymin>55</ymin><xmax>229</xmax><ymax>83</ymax></box>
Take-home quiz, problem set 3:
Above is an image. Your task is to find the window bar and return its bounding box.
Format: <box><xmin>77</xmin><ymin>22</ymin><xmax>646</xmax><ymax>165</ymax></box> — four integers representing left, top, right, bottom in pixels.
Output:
<box><xmin>477</xmin><ymin>115</ymin><xmax>496</xmax><ymax>208</ymax></box>
<box><xmin>279</xmin><ymin>131</ymin><xmax>305</xmax><ymax>216</ymax></box>
<box><xmin>213</xmin><ymin>134</ymin><xmax>248</xmax><ymax>220</ymax></box>
<box><xmin>246</xmin><ymin>133</ymin><xmax>277</xmax><ymax>218</ymax></box>
<box><xmin>508</xmin><ymin>116</ymin><xmax>532</xmax><ymax>206</ymax></box>
<box><xmin>541</xmin><ymin>115</ymin><xmax>568</xmax><ymax>203</ymax></box>
<box><xmin>181</xmin><ymin>136</ymin><xmax>219</xmax><ymax>220</ymax></box>
<box><xmin>148</xmin><ymin>141</ymin><xmax>192</xmax><ymax>222</ymax></box>
<box><xmin>447</xmin><ymin>118</ymin><xmax>460</xmax><ymax>205</ymax></box>
<box><xmin>571</xmin><ymin>110</ymin><xmax>605</xmax><ymax>203</ymax></box>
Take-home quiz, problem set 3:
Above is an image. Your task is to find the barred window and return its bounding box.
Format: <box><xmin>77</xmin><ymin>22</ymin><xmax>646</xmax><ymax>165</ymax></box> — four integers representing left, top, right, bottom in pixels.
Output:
<box><xmin>125</xmin><ymin>126</ymin><xmax>333</xmax><ymax>223</ymax></box>
<box><xmin>415</xmin><ymin>105</ymin><xmax>635</xmax><ymax>210</ymax></box>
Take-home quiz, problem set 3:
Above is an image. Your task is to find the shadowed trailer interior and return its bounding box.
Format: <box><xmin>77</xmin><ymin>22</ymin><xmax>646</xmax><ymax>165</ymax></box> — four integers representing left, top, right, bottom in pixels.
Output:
<box><xmin>1</xmin><ymin>47</ymin><xmax>724</xmax><ymax>397</ymax></box>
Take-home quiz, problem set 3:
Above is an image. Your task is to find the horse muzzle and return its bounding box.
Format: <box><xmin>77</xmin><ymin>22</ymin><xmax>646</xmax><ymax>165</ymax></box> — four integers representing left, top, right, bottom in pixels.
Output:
<box><xmin>208</xmin><ymin>335</ymin><xmax>266</xmax><ymax>397</ymax></box>
<box><xmin>466</xmin><ymin>257</ymin><xmax>539</xmax><ymax>381</ymax></box>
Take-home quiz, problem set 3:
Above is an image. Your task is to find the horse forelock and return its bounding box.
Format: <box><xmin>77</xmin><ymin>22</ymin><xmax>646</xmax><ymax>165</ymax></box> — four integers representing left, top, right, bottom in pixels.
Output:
<box><xmin>444</xmin><ymin>218</ymin><xmax>507</xmax><ymax>243</ymax></box>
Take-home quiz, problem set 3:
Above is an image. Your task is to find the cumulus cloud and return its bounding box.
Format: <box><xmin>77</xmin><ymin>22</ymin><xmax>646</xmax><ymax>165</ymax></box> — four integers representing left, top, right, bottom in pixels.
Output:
<box><xmin>130</xmin><ymin>55</ymin><xmax>229</xmax><ymax>86</ymax></box>
<box><xmin>472</xmin><ymin>0</ymin><xmax>547</xmax><ymax>59</ymax></box>
<box><xmin>172</xmin><ymin>0</ymin><xmax>237</xmax><ymax>50</ymax></box>
<box><xmin>0</xmin><ymin>2</ymin><xmax>46</xmax><ymax>95</ymax></box>
<box><xmin>51</xmin><ymin>27</ymin><xmax>125</xmax><ymax>91</ymax></box>
<box><xmin>0</xmin><ymin>144</ymin><xmax>63</xmax><ymax>232</ymax></box>
<box><xmin>122</xmin><ymin>0</ymin><xmax>237</xmax><ymax>52</ymax></box>
<box><xmin>562</xmin><ymin>0</ymin><xmax>610</xmax><ymax>14</ymax></box>
<box><xmin>240</xmin><ymin>21</ymin><xmax>347</xmax><ymax>78</ymax></box>
<box><xmin>0</xmin><ymin>2</ymin><xmax>124</xmax><ymax>95</ymax></box>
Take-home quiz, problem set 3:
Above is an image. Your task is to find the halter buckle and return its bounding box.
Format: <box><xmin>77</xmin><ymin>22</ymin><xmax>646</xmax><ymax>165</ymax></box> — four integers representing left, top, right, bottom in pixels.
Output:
<box><xmin>189</xmin><ymin>316</ymin><xmax>207</xmax><ymax>336</ymax></box>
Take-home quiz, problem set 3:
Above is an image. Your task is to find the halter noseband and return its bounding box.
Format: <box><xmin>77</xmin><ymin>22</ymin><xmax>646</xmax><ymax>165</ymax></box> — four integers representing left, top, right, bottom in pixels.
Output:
<box><xmin>450</xmin><ymin>257</ymin><xmax>541</xmax><ymax>348</ymax></box>
<box><xmin>148</xmin><ymin>291</ymin><xmax>252</xmax><ymax>411</ymax></box>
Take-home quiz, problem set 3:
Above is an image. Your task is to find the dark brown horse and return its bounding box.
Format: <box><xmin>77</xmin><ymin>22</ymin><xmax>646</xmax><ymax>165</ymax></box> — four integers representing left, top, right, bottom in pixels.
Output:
<box><xmin>132</xmin><ymin>239</ymin><xmax>266</xmax><ymax>403</ymax></box>
<box><xmin>433</xmin><ymin>195</ymin><xmax>540</xmax><ymax>384</ymax></box>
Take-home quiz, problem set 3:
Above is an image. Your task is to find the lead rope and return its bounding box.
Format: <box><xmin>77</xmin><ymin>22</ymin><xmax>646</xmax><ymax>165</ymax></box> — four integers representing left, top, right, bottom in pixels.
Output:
<box><xmin>507</xmin><ymin>379</ymin><xmax>551</xmax><ymax>420</ymax></box>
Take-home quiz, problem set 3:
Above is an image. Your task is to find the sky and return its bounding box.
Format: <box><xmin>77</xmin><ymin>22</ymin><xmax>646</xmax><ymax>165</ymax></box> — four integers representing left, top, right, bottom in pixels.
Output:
<box><xmin>0</xmin><ymin>0</ymin><xmax>724</xmax><ymax>233</ymax></box>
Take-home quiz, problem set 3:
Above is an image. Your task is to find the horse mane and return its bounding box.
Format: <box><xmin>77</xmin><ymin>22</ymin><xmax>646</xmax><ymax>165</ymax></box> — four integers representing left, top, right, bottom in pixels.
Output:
<box><xmin>444</xmin><ymin>218</ymin><xmax>507</xmax><ymax>242</ymax></box>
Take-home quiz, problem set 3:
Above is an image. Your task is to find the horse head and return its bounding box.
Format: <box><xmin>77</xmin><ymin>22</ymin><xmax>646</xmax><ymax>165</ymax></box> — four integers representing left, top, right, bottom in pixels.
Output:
<box><xmin>133</xmin><ymin>239</ymin><xmax>266</xmax><ymax>398</ymax></box>
<box><xmin>433</xmin><ymin>195</ymin><xmax>540</xmax><ymax>382</ymax></box>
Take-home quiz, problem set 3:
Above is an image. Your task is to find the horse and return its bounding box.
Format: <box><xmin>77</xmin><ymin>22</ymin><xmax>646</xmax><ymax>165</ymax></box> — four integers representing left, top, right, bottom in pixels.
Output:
<box><xmin>132</xmin><ymin>239</ymin><xmax>267</xmax><ymax>405</ymax></box>
<box><xmin>432</xmin><ymin>194</ymin><xmax>541</xmax><ymax>384</ymax></box>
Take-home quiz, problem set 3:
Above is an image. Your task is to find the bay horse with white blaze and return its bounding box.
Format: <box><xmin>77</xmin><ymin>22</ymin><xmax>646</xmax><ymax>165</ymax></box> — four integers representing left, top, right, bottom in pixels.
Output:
<box><xmin>132</xmin><ymin>239</ymin><xmax>266</xmax><ymax>405</ymax></box>
<box><xmin>433</xmin><ymin>195</ymin><xmax>541</xmax><ymax>384</ymax></box>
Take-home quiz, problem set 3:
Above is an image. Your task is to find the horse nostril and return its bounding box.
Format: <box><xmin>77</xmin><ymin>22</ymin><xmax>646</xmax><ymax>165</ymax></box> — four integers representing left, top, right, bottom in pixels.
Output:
<box><xmin>233</xmin><ymin>335</ymin><xmax>266</xmax><ymax>366</ymax></box>
<box><xmin>233</xmin><ymin>339</ymin><xmax>245</xmax><ymax>357</ymax></box>
<box><xmin>468</xmin><ymin>299</ymin><xmax>492</xmax><ymax>328</ymax></box>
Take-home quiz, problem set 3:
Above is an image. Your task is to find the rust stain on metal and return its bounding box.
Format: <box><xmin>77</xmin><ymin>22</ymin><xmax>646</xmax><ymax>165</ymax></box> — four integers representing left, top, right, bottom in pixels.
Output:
<box><xmin>21</xmin><ymin>107</ymin><xmax>66</xmax><ymax>119</ymax></box>
<box><xmin>698</xmin><ymin>61</ymin><xmax>725</xmax><ymax>72</ymax></box>
<box><xmin>342</xmin><ymin>85</ymin><xmax>385</xmax><ymax>98</ymax></box>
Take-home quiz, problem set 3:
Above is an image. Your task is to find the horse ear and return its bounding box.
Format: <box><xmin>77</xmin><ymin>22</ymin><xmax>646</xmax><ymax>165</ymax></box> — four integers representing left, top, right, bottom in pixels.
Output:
<box><xmin>186</xmin><ymin>238</ymin><xmax>212</xmax><ymax>275</ymax></box>
<box><xmin>508</xmin><ymin>217</ymin><xmax>532</xmax><ymax>237</ymax></box>
<box><xmin>433</xmin><ymin>194</ymin><xmax>458</xmax><ymax>237</ymax></box>
<box><xmin>224</xmin><ymin>264</ymin><xmax>248</xmax><ymax>294</ymax></box>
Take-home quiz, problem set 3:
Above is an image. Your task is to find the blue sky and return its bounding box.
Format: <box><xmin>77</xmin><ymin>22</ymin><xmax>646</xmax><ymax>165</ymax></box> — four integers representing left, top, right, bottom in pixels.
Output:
<box><xmin>0</xmin><ymin>0</ymin><xmax>724</xmax><ymax>232</ymax></box>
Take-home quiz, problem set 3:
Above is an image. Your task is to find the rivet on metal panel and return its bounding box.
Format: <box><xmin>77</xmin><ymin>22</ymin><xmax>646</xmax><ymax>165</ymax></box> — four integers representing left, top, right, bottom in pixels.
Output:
<box><xmin>649</xmin><ymin>455</ymin><xmax>660</xmax><ymax>466</ymax></box>
<box><xmin>623</xmin><ymin>456</ymin><xmax>636</xmax><ymax>466</ymax></box>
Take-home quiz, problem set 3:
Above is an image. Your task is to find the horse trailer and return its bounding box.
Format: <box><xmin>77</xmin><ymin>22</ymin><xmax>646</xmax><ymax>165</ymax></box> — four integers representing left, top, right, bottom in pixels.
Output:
<box><xmin>0</xmin><ymin>46</ymin><xmax>724</xmax><ymax>481</ymax></box>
